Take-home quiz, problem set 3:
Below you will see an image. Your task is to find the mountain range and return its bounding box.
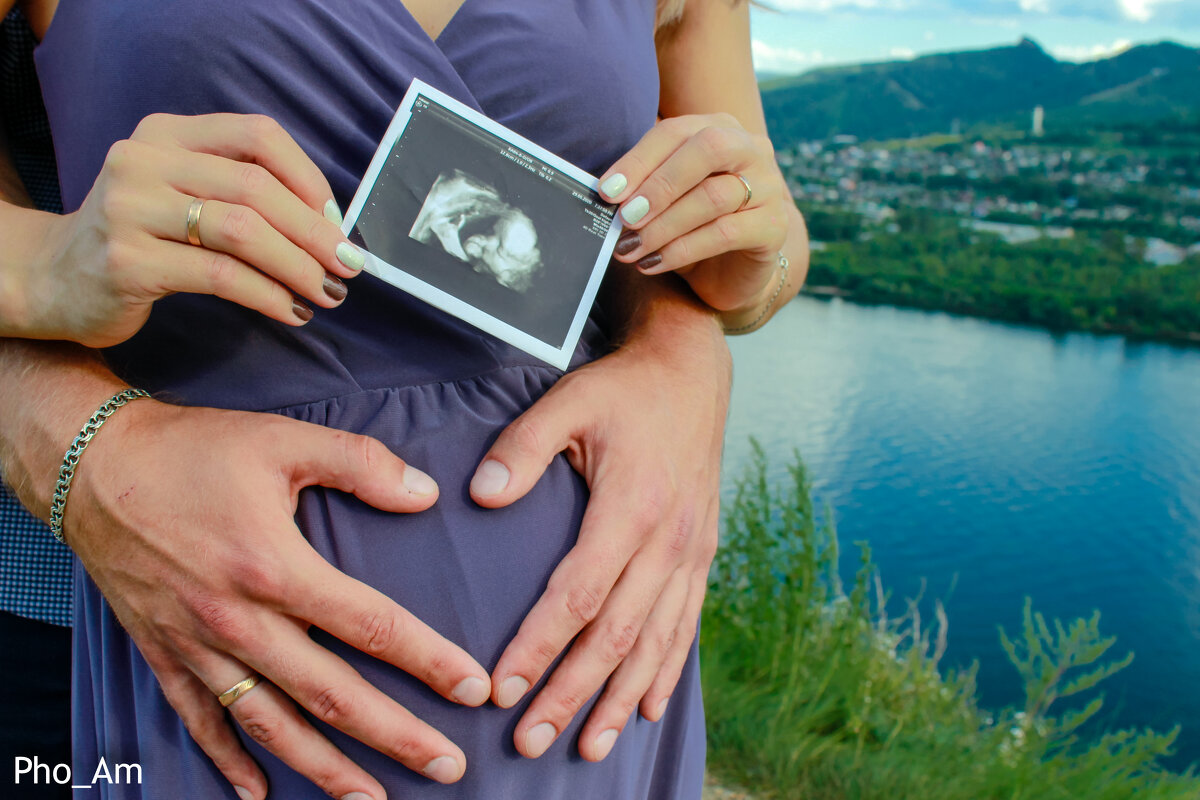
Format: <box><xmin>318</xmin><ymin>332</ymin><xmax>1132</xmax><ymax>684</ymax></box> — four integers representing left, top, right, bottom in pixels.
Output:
<box><xmin>760</xmin><ymin>38</ymin><xmax>1200</xmax><ymax>146</ymax></box>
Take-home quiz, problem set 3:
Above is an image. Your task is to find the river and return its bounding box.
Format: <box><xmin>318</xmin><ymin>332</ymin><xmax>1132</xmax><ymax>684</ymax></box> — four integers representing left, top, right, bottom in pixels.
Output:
<box><xmin>722</xmin><ymin>295</ymin><xmax>1200</xmax><ymax>768</ymax></box>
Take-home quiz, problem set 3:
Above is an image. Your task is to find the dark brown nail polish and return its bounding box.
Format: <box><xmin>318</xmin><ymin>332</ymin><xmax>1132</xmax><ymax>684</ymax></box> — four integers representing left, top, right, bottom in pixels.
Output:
<box><xmin>635</xmin><ymin>252</ymin><xmax>663</xmax><ymax>272</ymax></box>
<box><xmin>615</xmin><ymin>230</ymin><xmax>641</xmax><ymax>256</ymax></box>
<box><xmin>292</xmin><ymin>299</ymin><xmax>314</xmax><ymax>322</ymax></box>
<box><xmin>323</xmin><ymin>274</ymin><xmax>348</xmax><ymax>302</ymax></box>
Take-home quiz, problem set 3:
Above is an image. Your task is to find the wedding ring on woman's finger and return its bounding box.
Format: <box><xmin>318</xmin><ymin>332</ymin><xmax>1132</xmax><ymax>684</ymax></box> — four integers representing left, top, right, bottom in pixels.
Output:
<box><xmin>217</xmin><ymin>674</ymin><xmax>261</xmax><ymax>707</ymax></box>
<box><xmin>185</xmin><ymin>197</ymin><xmax>206</xmax><ymax>247</ymax></box>
<box><xmin>731</xmin><ymin>173</ymin><xmax>752</xmax><ymax>213</ymax></box>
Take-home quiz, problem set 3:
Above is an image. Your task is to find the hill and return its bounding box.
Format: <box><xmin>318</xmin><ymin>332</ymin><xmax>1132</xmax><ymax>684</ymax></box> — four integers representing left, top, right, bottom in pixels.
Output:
<box><xmin>761</xmin><ymin>38</ymin><xmax>1200</xmax><ymax>145</ymax></box>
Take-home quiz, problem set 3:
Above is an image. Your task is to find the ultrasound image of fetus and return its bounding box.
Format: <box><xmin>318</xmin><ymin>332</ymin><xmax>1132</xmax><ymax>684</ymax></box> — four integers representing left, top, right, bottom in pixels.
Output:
<box><xmin>410</xmin><ymin>170</ymin><xmax>543</xmax><ymax>291</ymax></box>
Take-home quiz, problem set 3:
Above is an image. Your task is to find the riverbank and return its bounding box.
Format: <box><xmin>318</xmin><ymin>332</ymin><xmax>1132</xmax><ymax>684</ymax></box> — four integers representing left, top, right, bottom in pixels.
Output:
<box><xmin>701</xmin><ymin>444</ymin><xmax>1200</xmax><ymax>799</ymax></box>
<box><xmin>800</xmin><ymin>214</ymin><xmax>1200</xmax><ymax>346</ymax></box>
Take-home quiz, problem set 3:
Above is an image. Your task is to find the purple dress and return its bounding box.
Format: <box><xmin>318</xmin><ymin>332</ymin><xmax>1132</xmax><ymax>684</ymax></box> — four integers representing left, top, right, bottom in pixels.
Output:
<box><xmin>34</xmin><ymin>2</ymin><xmax>706</xmax><ymax>798</ymax></box>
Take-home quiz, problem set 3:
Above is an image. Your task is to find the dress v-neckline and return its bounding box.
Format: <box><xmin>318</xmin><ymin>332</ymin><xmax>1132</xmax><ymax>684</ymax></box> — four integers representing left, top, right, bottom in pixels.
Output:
<box><xmin>397</xmin><ymin>0</ymin><xmax>473</xmax><ymax>46</ymax></box>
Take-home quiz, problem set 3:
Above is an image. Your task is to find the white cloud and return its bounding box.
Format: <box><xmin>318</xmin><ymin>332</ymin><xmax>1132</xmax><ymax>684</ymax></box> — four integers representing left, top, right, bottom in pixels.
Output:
<box><xmin>888</xmin><ymin>46</ymin><xmax>917</xmax><ymax>58</ymax></box>
<box><xmin>1019</xmin><ymin>0</ymin><xmax>1050</xmax><ymax>12</ymax></box>
<box><xmin>1050</xmin><ymin>37</ymin><xmax>1132</xmax><ymax>60</ymax></box>
<box><xmin>752</xmin><ymin>39</ymin><xmax>828</xmax><ymax>72</ymax></box>
<box><xmin>1117</xmin><ymin>0</ymin><xmax>1181</xmax><ymax>23</ymax></box>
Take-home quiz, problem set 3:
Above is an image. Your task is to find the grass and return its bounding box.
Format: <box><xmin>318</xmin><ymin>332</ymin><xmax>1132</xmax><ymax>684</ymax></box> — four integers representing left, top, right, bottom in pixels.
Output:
<box><xmin>700</xmin><ymin>442</ymin><xmax>1200</xmax><ymax>799</ymax></box>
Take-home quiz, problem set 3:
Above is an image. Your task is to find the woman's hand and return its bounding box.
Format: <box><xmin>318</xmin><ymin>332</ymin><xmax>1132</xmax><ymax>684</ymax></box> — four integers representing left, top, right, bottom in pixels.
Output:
<box><xmin>469</xmin><ymin>304</ymin><xmax>730</xmax><ymax>761</ymax></box>
<box><xmin>62</xmin><ymin>399</ymin><xmax>490</xmax><ymax>800</ymax></box>
<box><xmin>10</xmin><ymin>113</ymin><xmax>363</xmax><ymax>347</ymax></box>
<box><xmin>599</xmin><ymin>113</ymin><xmax>792</xmax><ymax>316</ymax></box>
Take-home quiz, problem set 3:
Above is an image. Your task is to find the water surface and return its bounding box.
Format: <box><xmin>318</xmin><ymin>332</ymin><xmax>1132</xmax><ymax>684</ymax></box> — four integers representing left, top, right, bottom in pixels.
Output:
<box><xmin>723</xmin><ymin>296</ymin><xmax>1200</xmax><ymax>767</ymax></box>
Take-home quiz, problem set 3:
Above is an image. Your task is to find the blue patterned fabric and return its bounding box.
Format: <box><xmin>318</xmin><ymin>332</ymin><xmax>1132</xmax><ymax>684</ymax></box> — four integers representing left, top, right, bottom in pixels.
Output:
<box><xmin>0</xmin><ymin>9</ymin><xmax>71</xmax><ymax>628</ymax></box>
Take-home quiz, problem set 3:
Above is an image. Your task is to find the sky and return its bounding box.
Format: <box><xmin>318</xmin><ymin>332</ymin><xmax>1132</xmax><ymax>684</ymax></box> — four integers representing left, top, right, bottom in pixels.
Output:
<box><xmin>749</xmin><ymin>0</ymin><xmax>1200</xmax><ymax>74</ymax></box>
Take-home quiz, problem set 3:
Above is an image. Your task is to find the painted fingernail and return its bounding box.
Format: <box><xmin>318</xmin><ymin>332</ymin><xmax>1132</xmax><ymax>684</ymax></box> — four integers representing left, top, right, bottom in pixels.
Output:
<box><xmin>600</xmin><ymin>173</ymin><xmax>628</xmax><ymax>199</ymax></box>
<box><xmin>292</xmin><ymin>299</ymin><xmax>314</xmax><ymax>322</ymax></box>
<box><xmin>336</xmin><ymin>241</ymin><xmax>365</xmax><ymax>271</ymax></box>
<box><xmin>451</xmin><ymin>676</ymin><xmax>490</xmax><ymax>706</ymax></box>
<box><xmin>654</xmin><ymin>698</ymin><xmax>669</xmax><ymax>721</ymax></box>
<box><xmin>525</xmin><ymin>722</ymin><xmax>557</xmax><ymax>758</ymax></box>
<box><xmin>594</xmin><ymin>728</ymin><xmax>619</xmax><ymax>761</ymax></box>
<box><xmin>497</xmin><ymin>675</ymin><xmax>530</xmax><ymax>708</ymax></box>
<box><xmin>421</xmin><ymin>756</ymin><xmax>462</xmax><ymax>784</ymax></box>
<box><xmin>635</xmin><ymin>253</ymin><xmax>664</xmax><ymax>273</ymax></box>
<box><xmin>341</xmin><ymin>793</ymin><xmax>374</xmax><ymax>800</ymax></box>
<box><xmin>323</xmin><ymin>274</ymin><xmax>348</xmax><ymax>302</ymax></box>
<box><xmin>234</xmin><ymin>787</ymin><xmax>255</xmax><ymax>800</ymax></box>
<box><xmin>615</xmin><ymin>230</ymin><xmax>641</xmax><ymax>256</ymax></box>
<box><xmin>470</xmin><ymin>460</ymin><xmax>510</xmax><ymax>498</ymax></box>
<box><xmin>620</xmin><ymin>196</ymin><xmax>650</xmax><ymax>226</ymax></box>
<box><xmin>324</xmin><ymin>198</ymin><xmax>344</xmax><ymax>226</ymax></box>
<box><xmin>403</xmin><ymin>466</ymin><xmax>438</xmax><ymax>496</ymax></box>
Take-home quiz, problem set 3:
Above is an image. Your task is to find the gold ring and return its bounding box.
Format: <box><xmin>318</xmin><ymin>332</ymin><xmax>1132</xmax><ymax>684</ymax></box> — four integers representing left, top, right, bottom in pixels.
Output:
<box><xmin>185</xmin><ymin>197</ymin><xmax>206</xmax><ymax>247</ymax></box>
<box><xmin>732</xmin><ymin>173</ymin><xmax>752</xmax><ymax>213</ymax></box>
<box><xmin>217</xmin><ymin>675</ymin><xmax>261</xmax><ymax>707</ymax></box>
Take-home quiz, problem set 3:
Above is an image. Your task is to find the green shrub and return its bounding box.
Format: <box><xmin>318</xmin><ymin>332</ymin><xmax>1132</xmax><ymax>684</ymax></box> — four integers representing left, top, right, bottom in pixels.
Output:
<box><xmin>701</xmin><ymin>443</ymin><xmax>1199</xmax><ymax>799</ymax></box>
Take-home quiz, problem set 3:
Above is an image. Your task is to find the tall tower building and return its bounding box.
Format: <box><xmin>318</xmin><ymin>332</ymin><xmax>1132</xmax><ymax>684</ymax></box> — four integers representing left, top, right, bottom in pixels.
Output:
<box><xmin>1032</xmin><ymin>105</ymin><xmax>1045</xmax><ymax>138</ymax></box>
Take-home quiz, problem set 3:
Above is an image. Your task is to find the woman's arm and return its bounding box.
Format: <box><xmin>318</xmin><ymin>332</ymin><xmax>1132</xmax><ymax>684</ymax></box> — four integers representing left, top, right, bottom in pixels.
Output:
<box><xmin>602</xmin><ymin>0</ymin><xmax>809</xmax><ymax>333</ymax></box>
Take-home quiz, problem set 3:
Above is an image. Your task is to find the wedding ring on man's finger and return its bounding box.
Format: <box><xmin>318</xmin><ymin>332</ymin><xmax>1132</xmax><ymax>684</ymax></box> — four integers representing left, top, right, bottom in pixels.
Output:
<box><xmin>185</xmin><ymin>197</ymin><xmax>206</xmax><ymax>247</ymax></box>
<box><xmin>732</xmin><ymin>173</ymin><xmax>753</xmax><ymax>213</ymax></box>
<box><xmin>217</xmin><ymin>674</ymin><xmax>261</xmax><ymax>707</ymax></box>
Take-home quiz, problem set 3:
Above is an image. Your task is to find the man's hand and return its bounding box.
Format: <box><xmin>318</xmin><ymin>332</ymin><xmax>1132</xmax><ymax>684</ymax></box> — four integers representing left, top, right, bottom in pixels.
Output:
<box><xmin>469</xmin><ymin>303</ymin><xmax>730</xmax><ymax>761</ymax></box>
<box><xmin>63</xmin><ymin>400</ymin><xmax>491</xmax><ymax>800</ymax></box>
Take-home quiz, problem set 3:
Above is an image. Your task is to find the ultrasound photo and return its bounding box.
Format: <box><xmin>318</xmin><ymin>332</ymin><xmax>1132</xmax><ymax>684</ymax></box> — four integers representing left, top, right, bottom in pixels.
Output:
<box><xmin>409</xmin><ymin>170</ymin><xmax>544</xmax><ymax>293</ymax></box>
<box><xmin>342</xmin><ymin>80</ymin><xmax>620</xmax><ymax>370</ymax></box>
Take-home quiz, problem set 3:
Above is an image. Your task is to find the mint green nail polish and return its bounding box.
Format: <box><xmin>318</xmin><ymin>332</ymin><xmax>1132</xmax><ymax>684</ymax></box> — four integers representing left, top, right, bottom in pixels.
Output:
<box><xmin>336</xmin><ymin>241</ymin><xmax>364</xmax><ymax>271</ymax></box>
<box><xmin>600</xmin><ymin>173</ymin><xmax>628</xmax><ymax>199</ymax></box>
<box><xmin>621</xmin><ymin>196</ymin><xmax>649</xmax><ymax>226</ymax></box>
<box><xmin>323</xmin><ymin>198</ymin><xmax>344</xmax><ymax>226</ymax></box>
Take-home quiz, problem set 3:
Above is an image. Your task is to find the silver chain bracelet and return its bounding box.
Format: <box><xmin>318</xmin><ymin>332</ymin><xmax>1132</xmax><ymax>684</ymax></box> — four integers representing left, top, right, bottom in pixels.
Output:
<box><xmin>723</xmin><ymin>252</ymin><xmax>790</xmax><ymax>335</ymax></box>
<box><xmin>49</xmin><ymin>388</ymin><xmax>152</xmax><ymax>544</ymax></box>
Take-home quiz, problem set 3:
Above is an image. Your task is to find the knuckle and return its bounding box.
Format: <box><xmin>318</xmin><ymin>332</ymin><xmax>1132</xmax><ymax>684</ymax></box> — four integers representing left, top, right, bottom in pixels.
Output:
<box><xmin>503</xmin><ymin>415</ymin><xmax>545</xmax><ymax>462</ymax></box>
<box><xmin>631</xmin><ymin>490</ymin><xmax>667</xmax><ymax>532</ymax></box>
<box><xmin>310</xmin><ymin>685</ymin><xmax>356</xmax><ymax>727</ymax></box>
<box><xmin>602</xmin><ymin>620</ymin><xmax>640</xmax><ymax>663</ymax></box>
<box><xmin>99</xmin><ymin>186</ymin><xmax>134</xmax><ymax>224</ymax></box>
<box><xmin>221</xmin><ymin>205</ymin><xmax>258</xmax><ymax>244</ymax></box>
<box><xmin>236</xmin><ymin>163</ymin><xmax>271</xmax><ymax>200</ymax></box>
<box><xmin>235</xmin><ymin>707</ymin><xmax>281</xmax><ymax>749</ymax></box>
<box><xmin>660</xmin><ymin>116</ymin><xmax>690</xmax><ymax>138</ymax></box>
<box><xmin>562</xmin><ymin>582</ymin><xmax>604</xmax><ymax>626</ymax></box>
<box><xmin>131</xmin><ymin>113</ymin><xmax>170</xmax><ymax>140</ymax></box>
<box><xmin>355</xmin><ymin>609</ymin><xmax>398</xmax><ymax>657</ymax></box>
<box><xmin>702</xmin><ymin>177</ymin><xmax>730</xmax><ymax>211</ymax></box>
<box><xmin>204</xmin><ymin>251</ymin><xmax>241</xmax><ymax>295</ymax></box>
<box><xmin>607</xmin><ymin>694</ymin><xmax>639</xmax><ymax>723</ymax></box>
<box><xmin>192</xmin><ymin>597</ymin><xmax>248</xmax><ymax>646</ymax></box>
<box><xmin>305</xmin><ymin>214</ymin><xmax>328</xmax><ymax>251</ymax></box>
<box><xmin>386</xmin><ymin>734</ymin><xmax>423</xmax><ymax>766</ymax></box>
<box><xmin>696</xmin><ymin>126</ymin><xmax>731</xmax><ymax>162</ymax></box>
<box><xmin>549</xmin><ymin>686</ymin><xmax>591</xmax><ymax>719</ymax></box>
<box><xmin>657</xmin><ymin>626</ymin><xmax>678</xmax><ymax>656</ymax></box>
<box><xmin>341</xmin><ymin>431</ymin><xmax>382</xmax><ymax>473</ymax></box>
<box><xmin>648</xmin><ymin>170</ymin><xmax>679</xmax><ymax>201</ymax></box>
<box><xmin>661</xmin><ymin>508</ymin><xmax>695</xmax><ymax>561</ymax></box>
<box><xmin>245</xmin><ymin>114</ymin><xmax>283</xmax><ymax>150</ymax></box>
<box><xmin>102</xmin><ymin>139</ymin><xmax>138</xmax><ymax>174</ymax></box>
<box><xmin>531</xmin><ymin>637</ymin><xmax>563</xmax><ymax>664</ymax></box>
<box><xmin>712</xmin><ymin>111</ymin><xmax>739</xmax><ymax>129</ymax></box>
<box><xmin>715</xmin><ymin>216</ymin><xmax>740</xmax><ymax>247</ymax></box>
